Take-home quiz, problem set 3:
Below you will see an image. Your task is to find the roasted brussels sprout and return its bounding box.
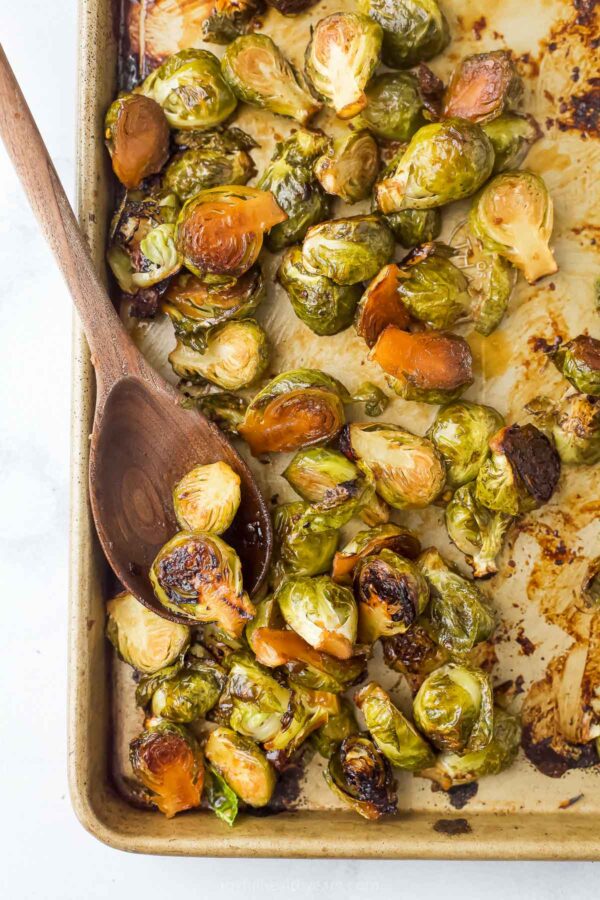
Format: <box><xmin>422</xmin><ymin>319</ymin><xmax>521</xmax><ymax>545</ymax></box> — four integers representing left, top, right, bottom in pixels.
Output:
<box><xmin>107</xmin><ymin>193</ymin><xmax>182</xmax><ymax>294</ymax></box>
<box><xmin>106</xmin><ymin>591</ymin><xmax>190</xmax><ymax>674</ymax></box>
<box><xmin>104</xmin><ymin>93</ymin><xmax>170</xmax><ymax>189</ymax></box>
<box><xmin>304</xmin><ymin>13</ymin><xmax>383</xmax><ymax>120</ymax></box>
<box><xmin>175</xmin><ymin>185</ymin><xmax>286</xmax><ymax>279</ymax></box>
<box><xmin>278</xmin><ymin>246</ymin><xmax>361</xmax><ymax>336</ymax></box>
<box><xmin>332</xmin><ymin>523</ymin><xmax>421</xmax><ymax>584</ymax></box>
<box><xmin>355</xmin><ymin>72</ymin><xmax>425</xmax><ymax>141</ymax></box>
<box><xmin>149</xmin><ymin>531</ymin><xmax>255</xmax><ymax>636</ymax></box>
<box><xmin>276</xmin><ymin>576</ymin><xmax>358</xmax><ymax>659</ymax></box>
<box><xmin>482</xmin><ymin>113</ymin><xmax>542</xmax><ymax>174</ymax></box>
<box><xmin>355</xmin><ymin>264</ymin><xmax>411</xmax><ymax>348</ymax></box>
<box><xmin>384</xmin><ymin>208</ymin><xmax>442</xmax><ymax>249</ymax></box>
<box><xmin>141</xmin><ymin>49</ymin><xmax>237</xmax><ymax>130</ymax></box>
<box><xmin>427</xmin><ymin>400</ymin><xmax>505</xmax><ymax>488</ymax></box>
<box><xmin>273</xmin><ymin>501</ymin><xmax>339</xmax><ymax>581</ymax></box>
<box><xmin>258</xmin><ymin>130</ymin><xmax>331</xmax><ymax>250</ymax></box>
<box><xmin>413</xmin><ymin>662</ymin><xmax>494</xmax><ymax>753</ymax></box>
<box><xmin>469</xmin><ymin>171</ymin><xmax>557</xmax><ymax>284</ymax></box>
<box><xmin>443</xmin><ymin>51</ymin><xmax>523</xmax><ymax>124</ymax></box>
<box><xmin>173</xmin><ymin>461</ymin><xmax>241</xmax><ymax>535</ymax></box>
<box><xmin>239</xmin><ymin>369</ymin><xmax>346</xmax><ymax>454</ymax></box>
<box><xmin>325</xmin><ymin>734</ymin><xmax>397</xmax><ymax>819</ymax></box>
<box><xmin>445</xmin><ymin>482</ymin><xmax>513</xmax><ymax>578</ymax></box>
<box><xmin>205</xmin><ymin>726</ymin><xmax>276</xmax><ymax>807</ymax></box>
<box><xmin>475</xmin><ymin>424</ymin><xmax>561</xmax><ymax>516</ymax></box>
<box><xmin>352</xmin><ymin>383</ymin><xmax>390</xmax><ymax>422</ymax></box>
<box><xmin>202</xmin><ymin>0</ymin><xmax>263</xmax><ymax>45</ymax></box>
<box><xmin>341</xmin><ymin>423</ymin><xmax>446</xmax><ymax>509</ymax></box>
<box><xmin>191</xmin><ymin>391</ymin><xmax>248</xmax><ymax>436</ymax></box>
<box><xmin>395</xmin><ymin>243</ymin><xmax>472</xmax><ymax>330</ymax></box>
<box><xmin>130</xmin><ymin>720</ymin><xmax>204</xmax><ymax>817</ymax></box>
<box><xmin>551</xmin><ymin>335</ymin><xmax>600</xmax><ymax>397</ymax></box>
<box><xmin>222</xmin><ymin>34</ymin><xmax>320</xmax><ymax>124</ymax></box>
<box><xmin>375</xmin><ymin>119</ymin><xmax>494</xmax><ymax>212</ymax></box>
<box><xmin>420</xmin><ymin>707</ymin><xmax>521</xmax><ymax>788</ymax></box>
<box><xmin>314</xmin><ymin>132</ymin><xmax>379</xmax><ymax>204</ymax></box>
<box><xmin>355</xmin><ymin>682</ymin><xmax>434</xmax><ymax>770</ymax></box>
<box><xmin>312</xmin><ymin>698</ymin><xmax>358</xmax><ymax>757</ymax></box>
<box><xmin>163</xmin><ymin>130</ymin><xmax>256</xmax><ymax>202</ymax></box>
<box><xmin>169</xmin><ymin>320</ymin><xmax>269</xmax><ymax>390</ymax></box>
<box><xmin>354</xmin><ymin>549</ymin><xmax>430</xmax><ymax>642</ymax></box>
<box><xmin>196</xmin><ymin>622</ymin><xmax>246</xmax><ymax>667</ymax></box>
<box><xmin>382</xmin><ymin>623</ymin><xmax>448</xmax><ymax>693</ymax></box>
<box><xmin>357</xmin><ymin>0</ymin><xmax>449</xmax><ymax>69</ymax></box>
<box><xmin>302</xmin><ymin>215</ymin><xmax>394</xmax><ymax>286</ymax></box>
<box><xmin>150</xmin><ymin>661</ymin><xmax>225</xmax><ymax>722</ymax></box>
<box><xmin>553</xmin><ymin>393</ymin><xmax>600</xmax><ymax>465</ymax></box>
<box><xmin>266</xmin><ymin>683</ymin><xmax>334</xmax><ymax>755</ymax></box>
<box><xmin>417</xmin><ymin>548</ymin><xmax>495</xmax><ymax>654</ymax></box>
<box><xmin>223</xmin><ymin>653</ymin><xmax>291</xmax><ymax>741</ymax></box>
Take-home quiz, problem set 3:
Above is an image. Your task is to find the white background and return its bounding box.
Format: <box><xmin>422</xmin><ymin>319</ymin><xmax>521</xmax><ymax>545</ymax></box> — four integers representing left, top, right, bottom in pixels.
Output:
<box><xmin>0</xmin><ymin>2</ymin><xmax>598</xmax><ymax>896</ymax></box>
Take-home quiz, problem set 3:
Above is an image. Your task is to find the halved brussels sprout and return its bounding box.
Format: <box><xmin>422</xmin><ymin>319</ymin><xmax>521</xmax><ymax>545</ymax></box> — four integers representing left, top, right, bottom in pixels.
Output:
<box><xmin>469</xmin><ymin>171</ymin><xmax>557</xmax><ymax>284</ymax></box>
<box><xmin>202</xmin><ymin>0</ymin><xmax>263</xmax><ymax>44</ymax></box>
<box><xmin>163</xmin><ymin>131</ymin><xmax>256</xmax><ymax>202</ymax></box>
<box><xmin>483</xmin><ymin>113</ymin><xmax>542</xmax><ymax>174</ymax></box>
<box><xmin>445</xmin><ymin>482</ymin><xmax>513</xmax><ymax>578</ymax></box>
<box><xmin>302</xmin><ymin>215</ymin><xmax>394</xmax><ymax>286</ymax></box>
<box><xmin>104</xmin><ymin>93</ymin><xmax>170</xmax><ymax>189</ymax></box>
<box><xmin>341</xmin><ymin>422</ymin><xmax>446</xmax><ymax>509</ymax></box>
<box><xmin>371</xmin><ymin>327</ymin><xmax>474</xmax><ymax>404</ymax></box>
<box><xmin>443</xmin><ymin>51</ymin><xmax>523</xmax><ymax>124</ymax></box>
<box><xmin>475</xmin><ymin>424</ymin><xmax>561</xmax><ymax>516</ymax></box>
<box><xmin>355</xmin><ymin>72</ymin><xmax>425</xmax><ymax>141</ymax></box>
<box><xmin>325</xmin><ymin>734</ymin><xmax>397</xmax><ymax>819</ymax></box>
<box><xmin>130</xmin><ymin>720</ymin><xmax>204</xmax><ymax>817</ymax></box>
<box><xmin>275</xmin><ymin>575</ymin><xmax>358</xmax><ymax>660</ymax></box>
<box><xmin>417</xmin><ymin>548</ymin><xmax>495</xmax><ymax>654</ymax></box>
<box><xmin>278</xmin><ymin>246</ymin><xmax>361</xmax><ymax>336</ymax></box>
<box><xmin>223</xmin><ymin>652</ymin><xmax>291</xmax><ymax>742</ymax></box>
<box><xmin>385</xmin><ymin>209</ymin><xmax>442</xmax><ymax>249</ymax></box>
<box><xmin>265</xmin><ymin>683</ymin><xmax>335</xmax><ymax>756</ymax></box>
<box><xmin>273</xmin><ymin>501</ymin><xmax>339</xmax><ymax>582</ymax></box>
<box><xmin>355</xmin><ymin>682</ymin><xmax>434</xmax><ymax>770</ymax></box>
<box><xmin>107</xmin><ymin>193</ymin><xmax>182</xmax><ymax>294</ymax></box>
<box><xmin>375</xmin><ymin>119</ymin><xmax>494</xmax><ymax>212</ymax></box>
<box><xmin>205</xmin><ymin>726</ymin><xmax>276</xmax><ymax>807</ymax></box>
<box><xmin>355</xmin><ymin>264</ymin><xmax>411</xmax><ymax>348</ymax></box>
<box><xmin>413</xmin><ymin>662</ymin><xmax>494</xmax><ymax>753</ymax></box>
<box><xmin>551</xmin><ymin>335</ymin><xmax>600</xmax><ymax>396</ymax></box>
<box><xmin>140</xmin><ymin>49</ymin><xmax>237</xmax><ymax>130</ymax></box>
<box><xmin>357</xmin><ymin>0</ymin><xmax>449</xmax><ymax>69</ymax></box>
<box><xmin>222</xmin><ymin>34</ymin><xmax>320</xmax><ymax>124</ymax></box>
<box><xmin>258</xmin><ymin>129</ymin><xmax>331</xmax><ymax>250</ymax></box>
<box><xmin>553</xmin><ymin>393</ymin><xmax>600</xmax><ymax>465</ymax></box>
<box><xmin>427</xmin><ymin>400</ymin><xmax>505</xmax><ymax>488</ymax></box>
<box><xmin>419</xmin><ymin>707</ymin><xmax>521</xmax><ymax>788</ymax></box>
<box><xmin>382</xmin><ymin>622</ymin><xmax>448</xmax><ymax>693</ymax></box>
<box><xmin>314</xmin><ymin>132</ymin><xmax>380</xmax><ymax>204</ymax></box>
<box><xmin>312</xmin><ymin>698</ymin><xmax>358</xmax><ymax>758</ymax></box>
<box><xmin>304</xmin><ymin>12</ymin><xmax>383</xmax><ymax>120</ymax></box>
<box><xmin>175</xmin><ymin>185</ymin><xmax>286</xmax><ymax>279</ymax></box>
<box><xmin>190</xmin><ymin>391</ymin><xmax>248</xmax><ymax>436</ymax></box>
<box><xmin>150</xmin><ymin>662</ymin><xmax>225</xmax><ymax>722</ymax></box>
<box><xmin>106</xmin><ymin>591</ymin><xmax>190</xmax><ymax>674</ymax></box>
<box><xmin>352</xmin><ymin>383</ymin><xmax>390</xmax><ymax>423</ymax></box>
<box><xmin>196</xmin><ymin>622</ymin><xmax>246</xmax><ymax>667</ymax></box>
<box><xmin>332</xmin><ymin>523</ymin><xmax>421</xmax><ymax>584</ymax></box>
<box><xmin>149</xmin><ymin>531</ymin><xmax>255</xmax><ymax>636</ymax></box>
<box><xmin>173</xmin><ymin>461</ymin><xmax>241</xmax><ymax>534</ymax></box>
<box><xmin>169</xmin><ymin>320</ymin><xmax>269</xmax><ymax>390</ymax></box>
<box><xmin>354</xmin><ymin>549</ymin><xmax>430</xmax><ymax>642</ymax></box>
<box><xmin>395</xmin><ymin>243</ymin><xmax>472</xmax><ymax>330</ymax></box>
<box><xmin>239</xmin><ymin>369</ymin><xmax>347</xmax><ymax>454</ymax></box>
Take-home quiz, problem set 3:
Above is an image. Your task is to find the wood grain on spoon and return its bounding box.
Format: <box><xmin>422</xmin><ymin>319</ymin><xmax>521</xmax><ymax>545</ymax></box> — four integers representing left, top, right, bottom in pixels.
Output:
<box><xmin>0</xmin><ymin>44</ymin><xmax>272</xmax><ymax>620</ymax></box>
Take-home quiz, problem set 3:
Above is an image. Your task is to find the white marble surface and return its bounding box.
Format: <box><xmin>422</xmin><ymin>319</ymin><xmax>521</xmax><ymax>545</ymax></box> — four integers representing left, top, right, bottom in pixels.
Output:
<box><xmin>0</xmin><ymin>3</ymin><xmax>598</xmax><ymax>896</ymax></box>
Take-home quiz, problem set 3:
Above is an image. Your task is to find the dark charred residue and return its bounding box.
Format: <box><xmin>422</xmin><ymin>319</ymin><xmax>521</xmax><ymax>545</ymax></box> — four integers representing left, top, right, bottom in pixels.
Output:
<box><xmin>338</xmin><ymin>425</ymin><xmax>356</xmax><ymax>461</ymax></box>
<box><xmin>521</xmin><ymin>725</ymin><xmax>599</xmax><ymax>777</ymax></box>
<box><xmin>559</xmin><ymin>793</ymin><xmax>584</xmax><ymax>809</ymax></box>
<box><xmin>515</xmin><ymin>674</ymin><xmax>525</xmax><ymax>694</ymax></box>
<box><xmin>472</xmin><ymin>16</ymin><xmax>486</xmax><ymax>40</ymax></box>
<box><xmin>501</xmin><ymin>424</ymin><xmax>561</xmax><ymax>504</ymax></box>
<box><xmin>433</xmin><ymin>818</ymin><xmax>472</xmax><ymax>836</ymax></box>
<box><xmin>574</xmin><ymin>0</ymin><xmax>599</xmax><ymax>27</ymax></box>
<box><xmin>568</xmin><ymin>88</ymin><xmax>600</xmax><ymax>134</ymax></box>
<box><xmin>529</xmin><ymin>334</ymin><xmax>561</xmax><ymax>354</ymax></box>
<box><xmin>251</xmin><ymin>749</ymin><xmax>307</xmax><ymax>814</ymax></box>
<box><xmin>516</xmin><ymin>628</ymin><xmax>536</xmax><ymax>656</ymax></box>
<box><xmin>416</xmin><ymin>64</ymin><xmax>445</xmax><ymax>119</ymax></box>
<box><xmin>447</xmin><ymin>782</ymin><xmax>479</xmax><ymax>810</ymax></box>
<box><xmin>127</xmin><ymin>282</ymin><xmax>168</xmax><ymax>319</ymax></box>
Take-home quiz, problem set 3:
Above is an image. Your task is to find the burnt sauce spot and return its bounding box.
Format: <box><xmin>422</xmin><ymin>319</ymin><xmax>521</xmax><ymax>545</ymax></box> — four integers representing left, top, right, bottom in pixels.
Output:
<box><xmin>248</xmin><ymin>749</ymin><xmax>308</xmax><ymax>815</ymax></box>
<box><xmin>521</xmin><ymin>725</ymin><xmax>599</xmax><ymax>777</ymax></box>
<box><xmin>516</xmin><ymin>628</ymin><xmax>536</xmax><ymax>656</ymax></box>
<box><xmin>433</xmin><ymin>817</ymin><xmax>472</xmax><ymax>836</ymax></box>
<box><xmin>447</xmin><ymin>782</ymin><xmax>479</xmax><ymax>810</ymax></box>
<box><xmin>501</xmin><ymin>424</ymin><xmax>561</xmax><ymax>503</ymax></box>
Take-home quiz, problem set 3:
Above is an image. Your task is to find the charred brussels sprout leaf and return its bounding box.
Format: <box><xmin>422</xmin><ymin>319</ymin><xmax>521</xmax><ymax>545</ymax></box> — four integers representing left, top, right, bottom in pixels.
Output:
<box><xmin>305</xmin><ymin>13</ymin><xmax>383</xmax><ymax>120</ymax></box>
<box><xmin>469</xmin><ymin>171</ymin><xmax>557</xmax><ymax>284</ymax></box>
<box><xmin>325</xmin><ymin>734</ymin><xmax>397</xmax><ymax>819</ymax></box>
<box><xmin>417</xmin><ymin>548</ymin><xmax>495</xmax><ymax>654</ymax></box>
<box><xmin>191</xmin><ymin>391</ymin><xmax>248</xmax><ymax>436</ymax></box>
<box><xmin>150</xmin><ymin>662</ymin><xmax>225</xmax><ymax>722</ymax></box>
<box><xmin>141</xmin><ymin>49</ymin><xmax>237</xmax><ymax>130</ymax></box>
<box><xmin>278</xmin><ymin>246</ymin><xmax>361</xmax><ymax>336</ymax></box>
<box><xmin>223</xmin><ymin>652</ymin><xmax>291</xmax><ymax>742</ymax></box>
<box><xmin>275</xmin><ymin>575</ymin><xmax>358</xmax><ymax>660</ymax></box>
<box><xmin>258</xmin><ymin>129</ymin><xmax>331</xmax><ymax>250</ymax></box>
<box><xmin>202</xmin><ymin>0</ymin><xmax>263</xmax><ymax>45</ymax></box>
<box><xmin>302</xmin><ymin>215</ymin><xmax>394</xmax><ymax>286</ymax></box>
<box><xmin>384</xmin><ymin>208</ymin><xmax>441</xmax><ymax>249</ymax></box>
<box><xmin>355</xmin><ymin>71</ymin><xmax>425</xmax><ymax>141</ymax></box>
<box><xmin>355</xmin><ymin>682</ymin><xmax>434</xmax><ymax>770</ymax></box>
<box><xmin>205</xmin><ymin>726</ymin><xmax>276</xmax><ymax>807</ymax></box>
<box><xmin>341</xmin><ymin>422</ymin><xmax>445</xmax><ymax>509</ymax></box>
<box><xmin>445</xmin><ymin>482</ymin><xmax>513</xmax><ymax>578</ymax></box>
<box><xmin>352</xmin><ymin>383</ymin><xmax>390</xmax><ymax>420</ymax></box>
<box><xmin>483</xmin><ymin>113</ymin><xmax>542</xmax><ymax>173</ymax></box>
<box><xmin>358</xmin><ymin>0</ymin><xmax>449</xmax><ymax>69</ymax></box>
<box><xmin>222</xmin><ymin>34</ymin><xmax>320</xmax><ymax>124</ymax></box>
<box><xmin>163</xmin><ymin>132</ymin><xmax>256</xmax><ymax>202</ymax></box>
<box><xmin>551</xmin><ymin>336</ymin><xmax>600</xmax><ymax>397</ymax></box>
<box><xmin>314</xmin><ymin>132</ymin><xmax>379</xmax><ymax>204</ymax></box>
<box><xmin>355</xmin><ymin>264</ymin><xmax>411</xmax><ymax>348</ymax></box>
<box><xmin>205</xmin><ymin>765</ymin><xmax>239</xmax><ymax>826</ymax></box>
<box><xmin>104</xmin><ymin>93</ymin><xmax>169</xmax><ymax>189</ymax></box>
<box><xmin>169</xmin><ymin>320</ymin><xmax>269</xmax><ymax>390</ymax></box>
<box><xmin>395</xmin><ymin>243</ymin><xmax>472</xmax><ymax>330</ymax></box>
<box><xmin>375</xmin><ymin>119</ymin><xmax>494</xmax><ymax>213</ymax></box>
<box><xmin>332</xmin><ymin>523</ymin><xmax>421</xmax><ymax>584</ymax></box>
<box><xmin>553</xmin><ymin>393</ymin><xmax>600</xmax><ymax>465</ymax></box>
<box><xmin>173</xmin><ymin>461</ymin><xmax>241</xmax><ymax>534</ymax></box>
<box><xmin>313</xmin><ymin>698</ymin><xmax>359</xmax><ymax>757</ymax></box>
<box><xmin>475</xmin><ymin>424</ymin><xmax>561</xmax><ymax>516</ymax></box>
<box><xmin>149</xmin><ymin>531</ymin><xmax>255</xmax><ymax>635</ymax></box>
<box><xmin>354</xmin><ymin>549</ymin><xmax>430</xmax><ymax>642</ymax></box>
<box><xmin>239</xmin><ymin>369</ymin><xmax>347</xmax><ymax>454</ymax></box>
<box><xmin>130</xmin><ymin>720</ymin><xmax>204</xmax><ymax>817</ymax></box>
<box><xmin>382</xmin><ymin>623</ymin><xmax>448</xmax><ymax>693</ymax></box>
<box><xmin>413</xmin><ymin>662</ymin><xmax>494</xmax><ymax>753</ymax></box>
<box><xmin>273</xmin><ymin>501</ymin><xmax>339</xmax><ymax>582</ymax></box>
<box><xmin>443</xmin><ymin>51</ymin><xmax>523</xmax><ymax>124</ymax></box>
<box><xmin>427</xmin><ymin>400</ymin><xmax>505</xmax><ymax>488</ymax></box>
<box><xmin>106</xmin><ymin>591</ymin><xmax>190</xmax><ymax>674</ymax></box>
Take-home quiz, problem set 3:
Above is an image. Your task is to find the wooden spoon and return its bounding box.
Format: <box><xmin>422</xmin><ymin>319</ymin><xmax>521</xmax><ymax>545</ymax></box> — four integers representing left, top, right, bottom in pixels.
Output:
<box><xmin>0</xmin><ymin>46</ymin><xmax>272</xmax><ymax>622</ymax></box>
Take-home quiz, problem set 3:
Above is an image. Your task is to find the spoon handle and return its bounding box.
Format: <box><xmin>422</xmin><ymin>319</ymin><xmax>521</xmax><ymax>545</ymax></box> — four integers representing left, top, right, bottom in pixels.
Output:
<box><xmin>0</xmin><ymin>44</ymin><xmax>149</xmax><ymax>398</ymax></box>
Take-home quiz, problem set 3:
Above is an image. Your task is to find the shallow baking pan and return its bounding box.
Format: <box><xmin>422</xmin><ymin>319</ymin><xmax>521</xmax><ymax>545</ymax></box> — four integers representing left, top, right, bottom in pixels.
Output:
<box><xmin>68</xmin><ymin>0</ymin><xmax>600</xmax><ymax>858</ymax></box>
